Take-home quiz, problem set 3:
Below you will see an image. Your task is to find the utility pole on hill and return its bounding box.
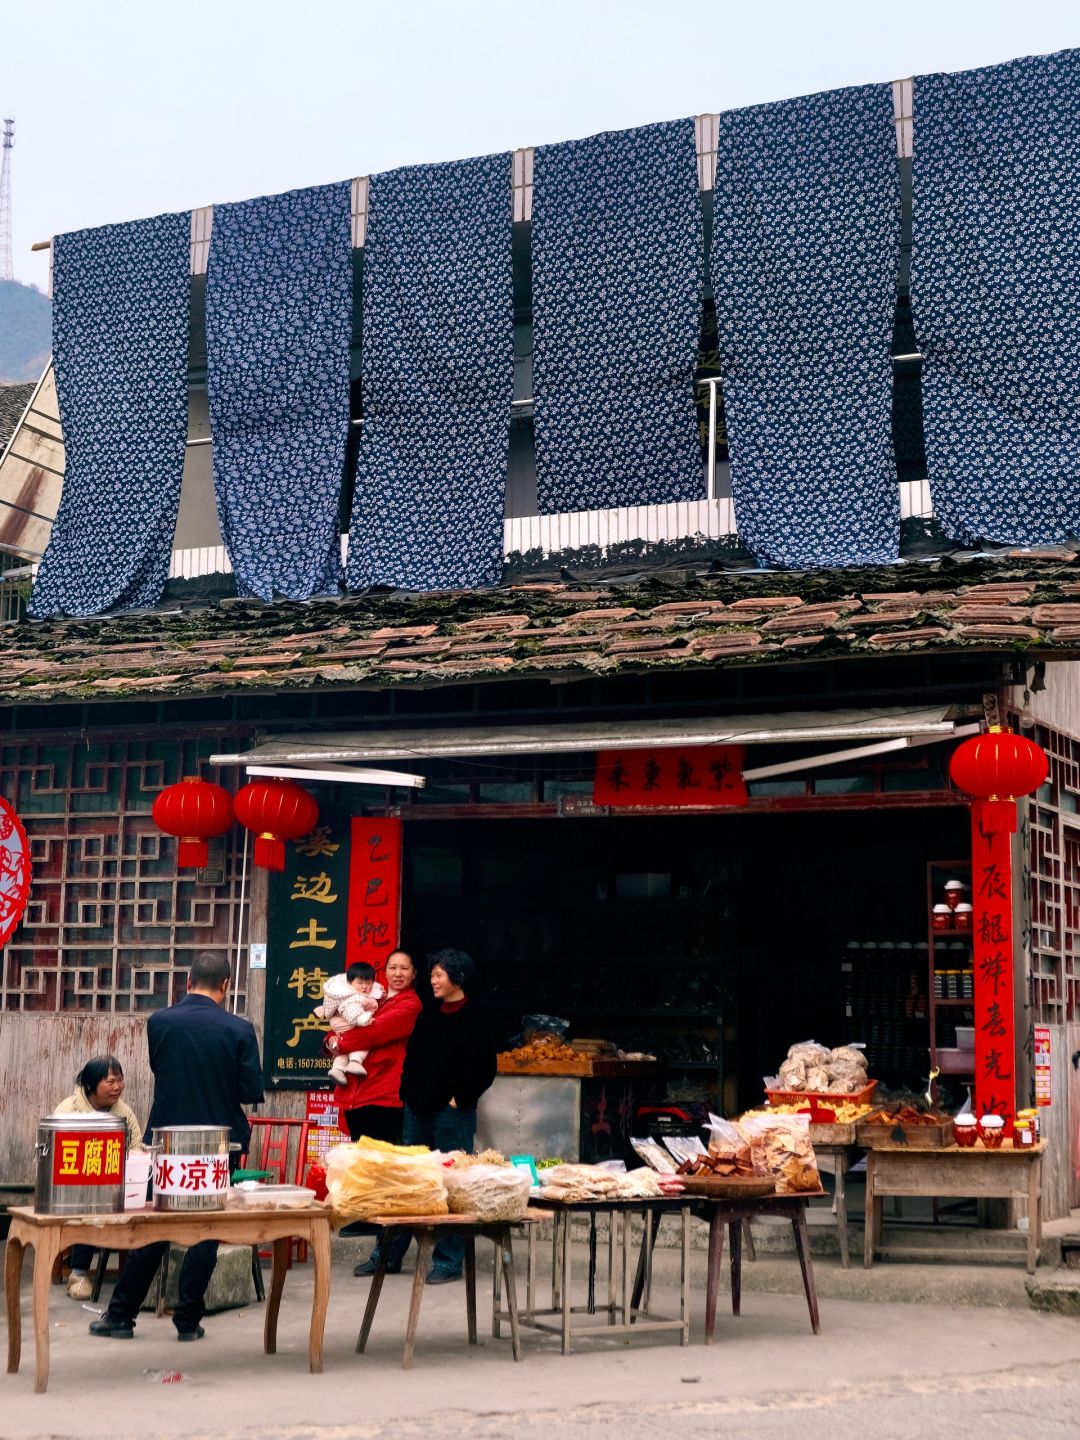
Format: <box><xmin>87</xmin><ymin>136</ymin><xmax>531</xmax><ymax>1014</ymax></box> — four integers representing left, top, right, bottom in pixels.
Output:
<box><xmin>0</xmin><ymin>119</ymin><xmax>13</xmax><ymax>281</ymax></box>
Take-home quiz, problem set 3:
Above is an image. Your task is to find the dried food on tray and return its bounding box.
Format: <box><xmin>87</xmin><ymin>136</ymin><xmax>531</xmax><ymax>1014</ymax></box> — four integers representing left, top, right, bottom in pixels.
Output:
<box><xmin>861</xmin><ymin>1106</ymin><xmax>947</xmax><ymax>1126</ymax></box>
<box><xmin>499</xmin><ymin>1038</ymin><xmax>586</xmax><ymax>1064</ymax></box>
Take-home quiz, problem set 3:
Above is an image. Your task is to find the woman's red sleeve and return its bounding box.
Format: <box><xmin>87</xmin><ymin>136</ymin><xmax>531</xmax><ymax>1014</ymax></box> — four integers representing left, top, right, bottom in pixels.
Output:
<box><xmin>337</xmin><ymin>995</ymin><xmax>419</xmax><ymax>1054</ymax></box>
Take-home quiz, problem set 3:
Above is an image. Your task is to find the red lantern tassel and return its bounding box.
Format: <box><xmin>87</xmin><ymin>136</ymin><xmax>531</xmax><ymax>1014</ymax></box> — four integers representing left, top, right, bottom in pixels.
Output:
<box><xmin>254</xmin><ymin>833</ymin><xmax>285</xmax><ymax>871</ymax></box>
<box><xmin>977</xmin><ymin>799</ymin><xmax>1018</xmax><ymax>835</ymax></box>
<box><xmin>177</xmin><ymin>837</ymin><xmax>209</xmax><ymax>868</ymax></box>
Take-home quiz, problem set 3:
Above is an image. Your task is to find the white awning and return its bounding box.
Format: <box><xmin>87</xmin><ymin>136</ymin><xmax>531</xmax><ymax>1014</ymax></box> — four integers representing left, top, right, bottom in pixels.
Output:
<box><xmin>210</xmin><ymin>705</ymin><xmax>974</xmax><ymax>767</ymax></box>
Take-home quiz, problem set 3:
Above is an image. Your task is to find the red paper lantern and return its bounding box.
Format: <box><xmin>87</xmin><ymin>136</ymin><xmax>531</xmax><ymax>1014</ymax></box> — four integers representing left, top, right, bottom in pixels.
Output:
<box><xmin>234</xmin><ymin>778</ymin><xmax>319</xmax><ymax>871</ymax></box>
<box><xmin>949</xmin><ymin>729</ymin><xmax>1049</xmax><ymax>833</ymax></box>
<box><xmin>152</xmin><ymin>776</ymin><xmax>234</xmax><ymax>869</ymax></box>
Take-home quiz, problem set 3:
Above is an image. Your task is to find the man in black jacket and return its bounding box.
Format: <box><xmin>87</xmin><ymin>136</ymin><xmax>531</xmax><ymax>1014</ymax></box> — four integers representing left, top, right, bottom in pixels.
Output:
<box><xmin>89</xmin><ymin>952</ymin><xmax>264</xmax><ymax>1341</ymax></box>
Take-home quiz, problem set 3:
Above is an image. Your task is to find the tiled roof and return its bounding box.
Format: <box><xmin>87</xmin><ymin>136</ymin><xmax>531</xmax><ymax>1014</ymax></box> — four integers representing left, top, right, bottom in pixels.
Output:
<box><xmin>2</xmin><ymin>548</ymin><xmax>1079</xmax><ymax>706</ymax></box>
<box><xmin>0</xmin><ymin>383</ymin><xmax>34</xmax><ymax>450</ymax></box>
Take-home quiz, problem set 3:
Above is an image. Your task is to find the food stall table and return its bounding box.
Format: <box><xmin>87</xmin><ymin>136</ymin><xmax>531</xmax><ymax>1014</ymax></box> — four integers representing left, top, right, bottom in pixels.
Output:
<box><xmin>863</xmin><ymin>1142</ymin><xmax>1046</xmax><ymax>1273</ymax></box>
<box><xmin>690</xmin><ymin>1192</ymin><xmax>823</xmax><ymax>1343</ymax></box>
<box><xmin>809</xmin><ymin>1143</ymin><xmax>861</xmax><ymax>1268</ymax></box>
<box><xmin>507</xmin><ymin>1196</ymin><xmax>691</xmax><ymax>1354</ymax></box>
<box><xmin>4</xmin><ymin>1203</ymin><xmax>332</xmax><ymax>1394</ymax></box>
<box><xmin>355</xmin><ymin>1212</ymin><xmax>533</xmax><ymax>1369</ymax></box>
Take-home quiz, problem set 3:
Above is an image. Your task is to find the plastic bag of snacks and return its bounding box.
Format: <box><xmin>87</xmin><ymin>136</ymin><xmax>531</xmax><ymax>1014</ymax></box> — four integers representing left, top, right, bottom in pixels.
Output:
<box><xmin>736</xmin><ymin>1114</ymin><xmax>820</xmax><ymax>1194</ymax></box>
<box><xmin>443</xmin><ymin>1163</ymin><xmax>531</xmax><ymax>1220</ymax></box>
<box><xmin>325</xmin><ymin>1138</ymin><xmax>448</xmax><ymax>1225</ymax></box>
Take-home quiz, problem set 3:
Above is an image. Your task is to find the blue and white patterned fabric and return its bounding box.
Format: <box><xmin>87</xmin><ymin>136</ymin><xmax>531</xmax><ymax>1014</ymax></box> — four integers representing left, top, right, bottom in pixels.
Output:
<box><xmin>29</xmin><ymin>213</ymin><xmax>190</xmax><ymax>617</ymax></box>
<box><xmin>532</xmin><ymin>120</ymin><xmax>704</xmax><ymax>514</ymax></box>
<box><xmin>345</xmin><ymin>155</ymin><xmax>513</xmax><ymax>592</ymax></box>
<box><xmin>206</xmin><ymin>182</ymin><xmax>352</xmax><ymax>600</ymax></box>
<box><xmin>911</xmin><ymin>50</ymin><xmax>1080</xmax><ymax>546</ymax></box>
<box><xmin>712</xmin><ymin>85</ymin><xmax>901</xmax><ymax>569</ymax></box>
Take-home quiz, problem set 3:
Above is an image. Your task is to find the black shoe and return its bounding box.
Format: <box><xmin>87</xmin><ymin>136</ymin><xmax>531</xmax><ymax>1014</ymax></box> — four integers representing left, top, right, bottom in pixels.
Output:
<box><xmin>425</xmin><ymin>1269</ymin><xmax>461</xmax><ymax>1286</ymax></box>
<box><xmin>89</xmin><ymin>1316</ymin><xmax>135</xmax><ymax>1340</ymax></box>
<box><xmin>176</xmin><ymin>1325</ymin><xmax>205</xmax><ymax>1342</ymax></box>
<box><xmin>353</xmin><ymin>1256</ymin><xmax>400</xmax><ymax>1277</ymax></box>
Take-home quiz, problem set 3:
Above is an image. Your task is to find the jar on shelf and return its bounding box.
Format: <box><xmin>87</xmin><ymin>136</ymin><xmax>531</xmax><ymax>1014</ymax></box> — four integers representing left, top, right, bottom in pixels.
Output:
<box><xmin>945</xmin><ymin>880</ymin><xmax>969</xmax><ymax>910</ymax></box>
<box><xmin>954</xmin><ymin>1113</ymin><xmax>978</xmax><ymax>1147</ymax></box>
<box><xmin>932</xmin><ymin>904</ymin><xmax>952</xmax><ymax>931</ymax></box>
<box><xmin>961</xmin><ymin>970</ymin><xmax>974</xmax><ymax>1000</ymax></box>
<box><xmin>954</xmin><ymin>903</ymin><xmax>973</xmax><ymax>931</ymax></box>
<box><xmin>934</xmin><ymin>972</ymin><xmax>945</xmax><ymax>998</ymax></box>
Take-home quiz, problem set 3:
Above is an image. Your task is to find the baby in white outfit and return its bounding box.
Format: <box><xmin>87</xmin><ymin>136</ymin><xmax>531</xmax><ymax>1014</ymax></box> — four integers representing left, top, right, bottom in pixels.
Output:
<box><xmin>313</xmin><ymin>962</ymin><xmax>384</xmax><ymax>1086</ymax></box>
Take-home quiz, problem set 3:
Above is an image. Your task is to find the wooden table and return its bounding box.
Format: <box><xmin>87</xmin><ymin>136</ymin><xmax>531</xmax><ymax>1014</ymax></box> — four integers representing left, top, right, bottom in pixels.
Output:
<box><xmin>355</xmin><ymin>1212</ymin><xmax>526</xmax><ymax>1369</ymax></box>
<box><xmin>811</xmin><ymin>1144</ymin><xmax>861</xmax><ymax>1268</ymax></box>
<box><xmin>692</xmin><ymin>1192</ymin><xmax>823</xmax><ymax>1343</ymax></box>
<box><xmin>863</xmin><ymin>1142</ymin><xmax>1046</xmax><ymax>1273</ymax></box>
<box><xmin>5</xmin><ymin>1203</ymin><xmax>332</xmax><ymax>1394</ymax></box>
<box><xmin>514</xmin><ymin>1196</ymin><xmax>692</xmax><ymax>1354</ymax></box>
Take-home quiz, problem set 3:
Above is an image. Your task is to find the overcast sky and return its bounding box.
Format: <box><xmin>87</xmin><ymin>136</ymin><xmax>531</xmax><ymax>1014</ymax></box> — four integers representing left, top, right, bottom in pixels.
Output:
<box><xmin>4</xmin><ymin>0</ymin><xmax>1077</xmax><ymax>288</ymax></box>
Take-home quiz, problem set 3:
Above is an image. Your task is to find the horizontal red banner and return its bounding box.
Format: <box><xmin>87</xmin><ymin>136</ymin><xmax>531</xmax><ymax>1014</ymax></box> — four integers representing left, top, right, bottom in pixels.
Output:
<box><xmin>594</xmin><ymin>745</ymin><xmax>748</xmax><ymax>809</ymax></box>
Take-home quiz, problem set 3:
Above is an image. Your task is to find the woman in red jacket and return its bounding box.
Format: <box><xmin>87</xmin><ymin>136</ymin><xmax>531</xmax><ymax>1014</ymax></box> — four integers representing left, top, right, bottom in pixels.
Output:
<box><xmin>327</xmin><ymin>950</ymin><xmax>422</xmax><ymax>1146</ymax></box>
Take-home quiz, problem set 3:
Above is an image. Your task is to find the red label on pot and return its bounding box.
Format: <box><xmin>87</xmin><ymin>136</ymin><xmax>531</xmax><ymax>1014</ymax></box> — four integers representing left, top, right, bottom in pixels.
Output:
<box><xmin>52</xmin><ymin>1131</ymin><xmax>124</xmax><ymax>1186</ymax></box>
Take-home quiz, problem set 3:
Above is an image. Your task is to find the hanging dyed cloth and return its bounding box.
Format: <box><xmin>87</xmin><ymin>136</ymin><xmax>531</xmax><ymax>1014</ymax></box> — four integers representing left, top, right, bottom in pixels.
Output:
<box><xmin>711</xmin><ymin>84</ymin><xmax>901</xmax><ymax>569</ymax></box>
<box><xmin>345</xmin><ymin>154</ymin><xmax>513</xmax><ymax>592</ymax></box>
<box><xmin>532</xmin><ymin>119</ymin><xmax>703</xmax><ymax>514</ymax></box>
<box><xmin>911</xmin><ymin>50</ymin><xmax>1080</xmax><ymax>545</ymax></box>
<box><xmin>28</xmin><ymin>213</ymin><xmax>190</xmax><ymax>618</ymax></box>
<box><xmin>206</xmin><ymin>181</ymin><xmax>352</xmax><ymax>600</ymax></box>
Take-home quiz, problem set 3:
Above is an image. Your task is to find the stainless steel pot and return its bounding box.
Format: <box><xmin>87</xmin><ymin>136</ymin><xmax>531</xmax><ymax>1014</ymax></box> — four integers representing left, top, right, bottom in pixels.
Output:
<box><xmin>34</xmin><ymin>1114</ymin><xmax>127</xmax><ymax>1216</ymax></box>
<box><xmin>151</xmin><ymin>1125</ymin><xmax>237</xmax><ymax>1211</ymax></box>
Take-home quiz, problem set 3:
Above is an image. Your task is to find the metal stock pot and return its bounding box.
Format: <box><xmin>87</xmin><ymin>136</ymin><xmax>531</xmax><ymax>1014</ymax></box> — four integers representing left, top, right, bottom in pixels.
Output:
<box><xmin>34</xmin><ymin>1114</ymin><xmax>127</xmax><ymax>1216</ymax></box>
<box><xmin>151</xmin><ymin>1125</ymin><xmax>237</xmax><ymax>1211</ymax></box>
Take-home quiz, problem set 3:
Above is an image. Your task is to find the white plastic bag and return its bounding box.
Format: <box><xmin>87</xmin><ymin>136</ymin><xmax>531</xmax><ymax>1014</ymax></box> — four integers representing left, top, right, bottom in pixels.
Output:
<box><xmin>443</xmin><ymin>1163</ymin><xmax>531</xmax><ymax>1220</ymax></box>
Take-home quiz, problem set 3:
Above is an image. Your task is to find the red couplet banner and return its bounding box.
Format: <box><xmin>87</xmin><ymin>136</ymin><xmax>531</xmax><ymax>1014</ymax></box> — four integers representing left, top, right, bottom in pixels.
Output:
<box><xmin>594</xmin><ymin>746</ymin><xmax>748</xmax><ymax>809</ymax></box>
<box><xmin>969</xmin><ymin>801</ymin><xmax>1016</xmax><ymax>1127</ymax></box>
<box><xmin>346</xmin><ymin>818</ymin><xmax>403</xmax><ymax>980</ymax></box>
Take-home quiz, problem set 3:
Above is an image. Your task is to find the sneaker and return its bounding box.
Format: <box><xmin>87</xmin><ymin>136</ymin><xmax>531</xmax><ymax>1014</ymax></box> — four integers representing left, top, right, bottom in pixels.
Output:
<box><xmin>176</xmin><ymin>1325</ymin><xmax>205</xmax><ymax>1342</ymax></box>
<box><xmin>89</xmin><ymin>1317</ymin><xmax>135</xmax><ymax>1340</ymax></box>
<box><xmin>353</xmin><ymin>1256</ymin><xmax>400</xmax><ymax>1277</ymax></box>
<box><xmin>425</xmin><ymin>1269</ymin><xmax>461</xmax><ymax>1286</ymax></box>
<box><xmin>67</xmin><ymin>1274</ymin><xmax>92</xmax><ymax>1301</ymax></box>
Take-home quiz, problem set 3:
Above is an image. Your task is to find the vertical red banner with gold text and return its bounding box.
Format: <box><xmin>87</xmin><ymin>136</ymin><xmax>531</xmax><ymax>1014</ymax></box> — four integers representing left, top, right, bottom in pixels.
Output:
<box><xmin>346</xmin><ymin>818</ymin><xmax>402</xmax><ymax>981</ymax></box>
<box><xmin>970</xmin><ymin>801</ymin><xmax>1016</xmax><ymax>1127</ymax></box>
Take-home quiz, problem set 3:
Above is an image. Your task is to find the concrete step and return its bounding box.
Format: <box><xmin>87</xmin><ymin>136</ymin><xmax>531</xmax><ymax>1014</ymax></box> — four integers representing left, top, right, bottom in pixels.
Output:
<box><xmin>1026</xmin><ymin>1271</ymin><xmax>1080</xmax><ymax>1316</ymax></box>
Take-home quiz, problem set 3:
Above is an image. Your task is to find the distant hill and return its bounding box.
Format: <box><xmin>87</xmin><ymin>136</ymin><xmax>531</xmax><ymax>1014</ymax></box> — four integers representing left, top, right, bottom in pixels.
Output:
<box><xmin>0</xmin><ymin>279</ymin><xmax>50</xmax><ymax>383</ymax></box>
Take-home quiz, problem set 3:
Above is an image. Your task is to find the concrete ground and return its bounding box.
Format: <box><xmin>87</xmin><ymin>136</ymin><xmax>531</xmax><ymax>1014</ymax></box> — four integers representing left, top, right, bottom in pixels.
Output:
<box><xmin>2</xmin><ymin>1236</ymin><xmax>1079</xmax><ymax>1440</ymax></box>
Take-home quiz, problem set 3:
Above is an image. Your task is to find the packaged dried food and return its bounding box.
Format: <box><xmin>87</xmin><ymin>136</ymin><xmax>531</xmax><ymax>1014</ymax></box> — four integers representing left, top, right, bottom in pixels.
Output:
<box><xmin>443</xmin><ymin>1163</ymin><xmax>531</xmax><ymax>1220</ymax></box>
<box><xmin>326</xmin><ymin>1139</ymin><xmax>448</xmax><ymax>1224</ymax></box>
<box><xmin>630</xmin><ymin>1137</ymin><xmax>679</xmax><ymax>1174</ymax></box>
<box><xmin>737</xmin><ymin>1114</ymin><xmax>821</xmax><ymax>1194</ymax></box>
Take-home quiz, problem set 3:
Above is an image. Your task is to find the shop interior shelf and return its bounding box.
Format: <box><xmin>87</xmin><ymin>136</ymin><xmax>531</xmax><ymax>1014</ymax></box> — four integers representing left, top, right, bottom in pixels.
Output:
<box><xmin>936</xmin><ymin>1051</ymin><xmax>975</xmax><ymax>1074</ymax></box>
<box><xmin>567</xmin><ymin>1006</ymin><xmax>722</xmax><ymax>1020</ymax></box>
<box><xmin>933</xmin><ymin>998</ymin><xmax>975</xmax><ymax>1008</ymax></box>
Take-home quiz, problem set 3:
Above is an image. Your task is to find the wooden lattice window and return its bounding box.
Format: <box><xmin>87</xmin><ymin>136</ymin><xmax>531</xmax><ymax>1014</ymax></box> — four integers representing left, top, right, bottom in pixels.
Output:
<box><xmin>0</xmin><ymin>734</ymin><xmax>250</xmax><ymax>1014</ymax></box>
<box><xmin>1027</xmin><ymin>722</ymin><xmax>1080</xmax><ymax>1024</ymax></box>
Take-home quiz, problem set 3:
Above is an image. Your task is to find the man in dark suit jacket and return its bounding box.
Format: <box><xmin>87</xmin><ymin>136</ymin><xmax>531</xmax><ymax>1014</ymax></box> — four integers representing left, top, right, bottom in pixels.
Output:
<box><xmin>90</xmin><ymin>952</ymin><xmax>264</xmax><ymax>1342</ymax></box>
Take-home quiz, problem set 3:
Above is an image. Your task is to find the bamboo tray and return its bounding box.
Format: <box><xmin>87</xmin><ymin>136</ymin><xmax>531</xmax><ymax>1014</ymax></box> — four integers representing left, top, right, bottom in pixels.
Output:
<box><xmin>677</xmin><ymin>1175</ymin><xmax>775</xmax><ymax>1199</ymax></box>
<box><xmin>856</xmin><ymin>1116</ymin><xmax>954</xmax><ymax>1149</ymax></box>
